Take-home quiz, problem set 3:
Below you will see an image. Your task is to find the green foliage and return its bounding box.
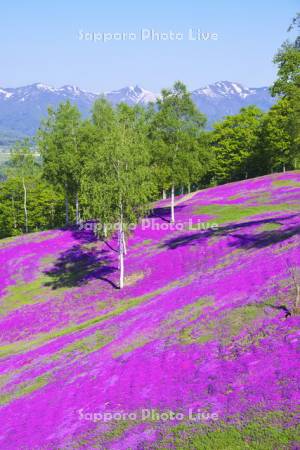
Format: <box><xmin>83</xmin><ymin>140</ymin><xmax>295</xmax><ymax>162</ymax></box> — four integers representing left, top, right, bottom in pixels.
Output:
<box><xmin>81</xmin><ymin>100</ymin><xmax>157</xmax><ymax>286</ymax></box>
<box><xmin>149</xmin><ymin>81</ymin><xmax>209</xmax><ymax>192</ymax></box>
<box><xmin>9</xmin><ymin>140</ymin><xmax>36</xmax><ymax>178</ymax></box>
<box><xmin>0</xmin><ymin>177</ymin><xmax>65</xmax><ymax>238</ymax></box>
<box><xmin>210</xmin><ymin>106</ymin><xmax>264</xmax><ymax>184</ymax></box>
<box><xmin>256</xmin><ymin>98</ymin><xmax>297</xmax><ymax>172</ymax></box>
<box><xmin>38</xmin><ymin>101</ymin><xmax>82</xmax><ymax>192</ymax></box>
<box><xmin>82</xmin><ymin>100</ymin><xmax>155</xmax><ymax>234</ymax></box>
<box><xmin>0</xmin><ymin>141</ymin><xmax>65</xmax><ymax>238</ymax></box>
<box><xmin>37</xmin><ymin>101</ymin><xmax>91</xmax><ymax>224</ymax></box>
<box><xmin>271</xmin><ymin>19</ymin><xmax>300</xmax><ymax>169</ymax></box>
<box><xmin>271</xmin><ymin>42</ymin><xmax>300</xmax><ymax>99</ymax></box>
<box><xmin>207</xmin><ymin>17</ymin><xmax>300</xmax><ymax>185</ymax></box>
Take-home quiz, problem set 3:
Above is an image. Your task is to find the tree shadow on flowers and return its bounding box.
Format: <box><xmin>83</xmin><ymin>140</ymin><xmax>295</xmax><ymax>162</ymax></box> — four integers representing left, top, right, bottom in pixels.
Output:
<box><xmin>161</xmin><ymin>214</ymin><xmax>300</xmax><ymax>251</ymax></box>
<box><xmin>147</xmin><ymin>205</ymin><xmax>187</xmax><ymax>223</ymax></box>
<box><xmin>227</xmin><ymin>220</ymin><xmax>300</xmax><ymax>251</ymax></box>
<box><xmin>44</xmin><ymin>241</ymin><xmax>118</xmax><ymax>290</ymax></box>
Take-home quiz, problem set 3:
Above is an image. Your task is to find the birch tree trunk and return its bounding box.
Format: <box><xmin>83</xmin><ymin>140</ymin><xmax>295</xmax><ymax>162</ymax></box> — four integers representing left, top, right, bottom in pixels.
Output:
<box><xmin>187</xmin><ymin>183</ymin><xmax>191</xmax><ymax>194</ymax></box>
<box><xmin>296</xmin><ymin>284</ymin><xmax>300</xmax><ymax>308</ymax></box>
<box><xmin>171</xmin><ymin>184</ymin><xmax>175</xmax><ymax>223</ymax></box>
<box><xmin>119</xmin><ymin>216</ymin><xmax>125</xmax><ymax>289</ymax></box>
<box><xmin>162</xmin><ymin>189</ymin><xmax>167</xmax><ymax>200</ymax></box>
<box><xmin>75</xmin><ymin>192</ymin><xmax>79</xmax><ymax>225</ymax></box>
<box><xmin>65</xmin><ymin>195</ymin><xmax>69</xmax><ymax>226</ymax></box>
<box><xmin>119</xmin><ymin>240</ymin><xmax>124</xmax><ymax>289</ymax></box>
<box><xmin>103</xmin><ymin>223</ymin><xmax>107</xmax><ymax>239</ymax></box>
<box><xmin>22</xmin><ymin>176</ymin><xmax>28</xmax><ymax>233</ymax></box>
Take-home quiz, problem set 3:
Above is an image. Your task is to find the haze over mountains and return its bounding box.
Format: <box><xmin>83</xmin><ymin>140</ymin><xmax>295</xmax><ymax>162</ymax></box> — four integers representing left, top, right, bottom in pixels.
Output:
<box><xmin>0</xmin><ymin>81</ymin><xmax>275</xmax><ymax>146</ymax></box>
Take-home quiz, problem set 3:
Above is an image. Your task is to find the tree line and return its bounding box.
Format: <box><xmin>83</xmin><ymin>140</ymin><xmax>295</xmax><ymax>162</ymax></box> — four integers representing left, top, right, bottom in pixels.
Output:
<box><xmin>0</xmin><ymin>16</ymin><xmax>299</xmax><ymax>288</ymax></box>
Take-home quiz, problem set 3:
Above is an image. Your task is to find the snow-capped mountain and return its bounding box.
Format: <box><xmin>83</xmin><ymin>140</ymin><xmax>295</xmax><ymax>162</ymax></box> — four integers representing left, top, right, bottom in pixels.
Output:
<box><xmin>0</xmin><ymin>81</ymin><xmax>275</xmax><ymax>146</ymax></box>
<box><xmin>191</xmin><ymin>81</ymin><xmax>274</xmax><ymax>125</ymax></box>
<box><xmin>0</xmin><ymin>83</ymin><xmax>98</xmax><ymax>144</ymax></box>
<box><xmin>105</xmin><ymin>85</ymin><xmax>159</xmax><ymax>106</ymax></box>
<box><xmin>193</xmin><ymin>81</ymin><xmax>255</xmax><ymax>98</ymax></box>
<box><xmin>0</xmin><ymin>83</ymin><xmax>97</xmax><ymax>101</ymax></box>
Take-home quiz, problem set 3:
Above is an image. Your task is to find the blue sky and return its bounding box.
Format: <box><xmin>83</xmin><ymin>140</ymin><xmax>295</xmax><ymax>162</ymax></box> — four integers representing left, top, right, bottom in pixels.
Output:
<box><xmin>1</xmin><ymin>0</ymin><xmax>298</xmax><ymax>92</ymax></box>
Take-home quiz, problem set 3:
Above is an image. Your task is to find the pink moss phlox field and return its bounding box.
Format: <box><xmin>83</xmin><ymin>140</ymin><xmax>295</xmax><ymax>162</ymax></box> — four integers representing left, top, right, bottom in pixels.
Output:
<box><xmin>0</xmin><ymin>172</ymin><xmax>300</xmax><ymax>448</ymax></box>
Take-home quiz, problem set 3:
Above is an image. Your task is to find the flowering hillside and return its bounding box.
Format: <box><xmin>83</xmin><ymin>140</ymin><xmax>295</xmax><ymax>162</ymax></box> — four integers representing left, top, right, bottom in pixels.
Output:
<box><xmin>0</xmin><ymin>172</ymin><xmax>300</xmax><ymax>449</ymax></box>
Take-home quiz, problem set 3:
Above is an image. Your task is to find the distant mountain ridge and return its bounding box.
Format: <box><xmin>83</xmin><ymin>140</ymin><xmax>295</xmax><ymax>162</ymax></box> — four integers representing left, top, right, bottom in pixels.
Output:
<box><xmin>0</xmin><ymin>81</ymin><xmax>276</xmax><ymax>146</ymax></box>
<box><xmin>191</xmin><ymin>81</ymin><xmax>274</xmax><ymax>125</ymax></box>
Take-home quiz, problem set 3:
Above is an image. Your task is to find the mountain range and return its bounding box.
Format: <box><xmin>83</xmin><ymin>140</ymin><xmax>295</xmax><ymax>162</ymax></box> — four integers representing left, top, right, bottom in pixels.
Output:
<box><xmin>0</xmin><ymin>81</ymin><xmax>276</xmax><ymax>146</ymax></box>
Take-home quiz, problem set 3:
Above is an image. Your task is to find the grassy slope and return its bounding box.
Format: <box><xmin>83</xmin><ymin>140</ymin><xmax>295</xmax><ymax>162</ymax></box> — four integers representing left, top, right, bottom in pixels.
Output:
<box><xmin>0</xmin><ymin>172</ymin><xmax>300</xmax><ymax>449</ymax></box>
